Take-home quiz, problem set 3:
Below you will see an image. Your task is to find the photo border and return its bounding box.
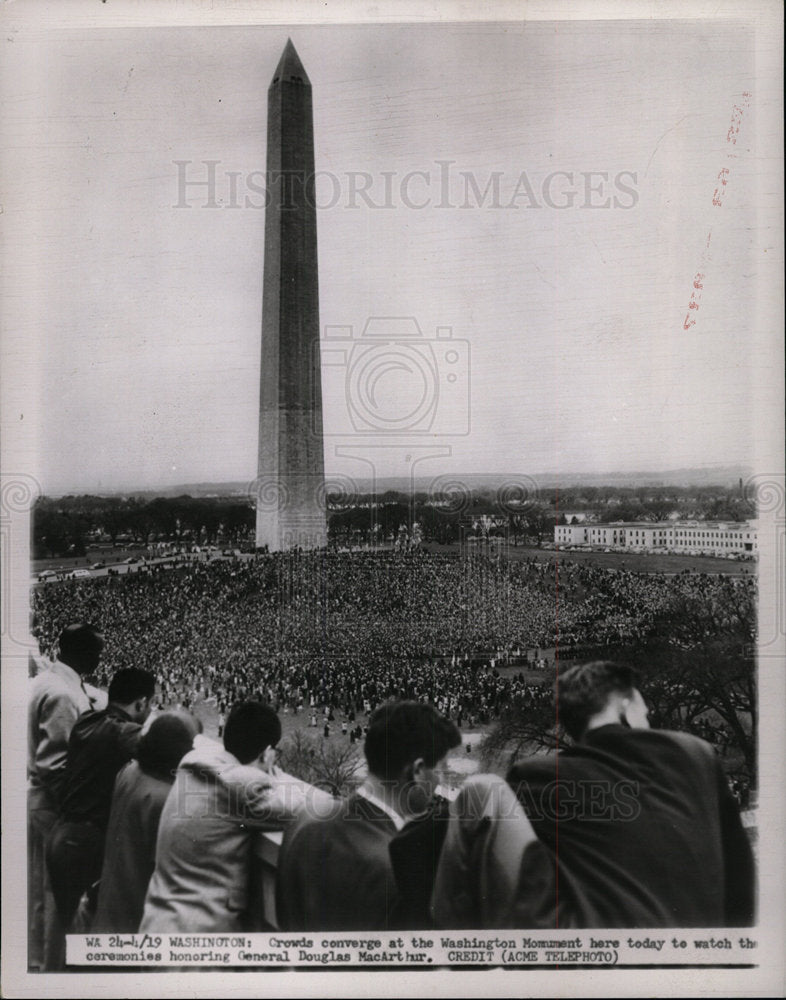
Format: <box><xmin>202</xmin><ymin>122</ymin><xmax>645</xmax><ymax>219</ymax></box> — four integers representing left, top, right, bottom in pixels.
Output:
<box><xmin>2</xmin><ymin>1</ymin><xmax>783</xmax><ymax>996</ymax></box>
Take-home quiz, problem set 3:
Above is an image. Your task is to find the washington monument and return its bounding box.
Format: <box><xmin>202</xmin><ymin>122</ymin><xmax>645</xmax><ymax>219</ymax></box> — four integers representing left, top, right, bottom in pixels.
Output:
<box><xmin>256</xmin><ymin>39</ymin><xmax>327</xmax><ymax>551</ymax></box>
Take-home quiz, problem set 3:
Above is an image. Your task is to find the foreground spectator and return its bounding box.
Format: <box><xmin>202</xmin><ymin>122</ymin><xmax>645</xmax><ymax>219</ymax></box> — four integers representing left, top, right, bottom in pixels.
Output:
<box><xmin>140</xmin><ymin>701</ymin><xmax>329</xmax><ymax>933</ymax></box>
<box><xmin>45</xmin><ymin>668</ymin><xmax>156</xmax><ymax>954</ymax></box>
<box><xmin>433</xmin><ymin>661</ymin><xmax>755</xmax><ymax>928</ymax></box>
<box><xmin>92</xmin><ymin>711</ymin><xmax>202</xmax><ymax>933</ymax></box>
<box><xmin>276</xmin><ymin>700</ymin><xmax>460</xmax><ymax>930</ymax></box>
<box><xmin>431</xmin><ymin>773</ymin><xmax>545</xmax><ymax>929</ymax></box>
<box><xmin>27</xmin><ymin>624</ymin><xmax>106</xmax><ymax>970</ymax></box>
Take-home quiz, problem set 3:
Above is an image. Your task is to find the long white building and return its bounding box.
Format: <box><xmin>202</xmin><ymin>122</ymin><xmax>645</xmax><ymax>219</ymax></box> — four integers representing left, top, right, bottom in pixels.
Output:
<box><xmin>554</xmin><ymin>520</ymin><xmax>758</xmax><ymax>556</ymax></box>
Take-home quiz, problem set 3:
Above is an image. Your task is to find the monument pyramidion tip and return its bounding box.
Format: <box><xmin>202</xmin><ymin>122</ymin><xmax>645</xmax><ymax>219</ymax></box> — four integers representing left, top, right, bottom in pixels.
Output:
<box><xmin>271</xmin><ymin>38</ymin><xmax>311</xmax><ymax>87</ymax></box>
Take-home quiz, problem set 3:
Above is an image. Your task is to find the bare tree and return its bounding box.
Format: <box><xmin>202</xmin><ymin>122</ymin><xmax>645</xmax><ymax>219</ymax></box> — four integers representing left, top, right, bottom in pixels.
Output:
<box><xmin>480</xmin><ymin>677</ymin><xmax>561</xmax><ymax>773</ymax></box>
<box><xmin>278</xmin><ymin>729</ymin><xmax>364</xmax><ymax>797</ymax></box>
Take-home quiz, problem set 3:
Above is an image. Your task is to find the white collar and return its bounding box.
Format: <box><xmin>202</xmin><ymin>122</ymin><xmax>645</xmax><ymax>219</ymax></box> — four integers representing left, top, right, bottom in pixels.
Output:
<box><xmin>357</xmin><ymin>784</ymin><xmax>404</xmax><ymax>831</ymax></box>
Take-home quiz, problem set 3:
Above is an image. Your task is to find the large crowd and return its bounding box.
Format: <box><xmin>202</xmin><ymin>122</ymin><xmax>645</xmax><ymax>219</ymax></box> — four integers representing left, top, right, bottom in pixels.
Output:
<box><xmin>30</xmin><ymin>549</ymin><xmax>755</xmax><ymax>735</ymax></box>
<box><xmin>27</xmin><ymin>554</ymin><xmax>757</xmax><ymax>964</ymax></box>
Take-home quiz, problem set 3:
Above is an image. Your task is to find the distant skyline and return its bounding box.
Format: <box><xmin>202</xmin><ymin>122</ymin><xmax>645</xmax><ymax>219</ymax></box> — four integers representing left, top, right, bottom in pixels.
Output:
<box><xmin>2</xmin><ymin>15</ymin><xmax>781</xmax><ymax>497</ymax></box>
<box><xmin>37</xmin><ymin>463</ymin><xmax>754</xmax><ymax>500</ymax></box>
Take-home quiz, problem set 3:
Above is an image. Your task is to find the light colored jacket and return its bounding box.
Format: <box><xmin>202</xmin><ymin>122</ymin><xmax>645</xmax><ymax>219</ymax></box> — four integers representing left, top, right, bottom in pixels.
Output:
<box><xmin>27</xmin><ymin>659</ymin><xmax>106</xmax><ymax>808</ymax></box>
<box><xmin>93</xmin><ymin>761</ymin><xmax>174</xmax><ymax>933</ymax></box>
<box><xmin>140</xmin><ymin>738</ymin><xmax>330</xmax><ymax>932</ymax></box>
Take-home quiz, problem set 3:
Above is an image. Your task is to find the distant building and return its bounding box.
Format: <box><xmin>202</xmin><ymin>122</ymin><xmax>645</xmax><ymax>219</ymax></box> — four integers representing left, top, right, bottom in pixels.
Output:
<box><xmin>554</xmin><ymin>520</ymin><xmax>758</xmax><ymax>556</ymax></box>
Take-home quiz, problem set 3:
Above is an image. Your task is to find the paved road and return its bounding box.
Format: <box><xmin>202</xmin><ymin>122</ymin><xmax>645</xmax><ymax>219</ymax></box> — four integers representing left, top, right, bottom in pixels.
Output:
<box><xmin>32</xmin><ymin>552</ymin><xmax>232</xmax><ymax>586</ymax></box>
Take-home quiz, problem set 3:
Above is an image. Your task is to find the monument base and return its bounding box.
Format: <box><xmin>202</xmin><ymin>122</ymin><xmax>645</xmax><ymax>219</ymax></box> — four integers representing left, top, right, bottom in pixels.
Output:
<box><xmin>255</xmin><ymin>511</ymin><xmax>328</xmax><ymax>552</ymax></box>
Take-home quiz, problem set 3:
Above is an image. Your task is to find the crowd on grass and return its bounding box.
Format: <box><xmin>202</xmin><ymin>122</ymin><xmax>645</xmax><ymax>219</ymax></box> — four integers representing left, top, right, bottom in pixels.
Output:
<box><xmin>31</xmin><ymin>550</ymin><xmax>755</xmax><ymax>742</ymax></box>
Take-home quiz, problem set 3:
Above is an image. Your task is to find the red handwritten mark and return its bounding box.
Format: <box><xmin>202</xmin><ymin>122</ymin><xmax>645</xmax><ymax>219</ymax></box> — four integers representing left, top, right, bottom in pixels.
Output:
<box><xmin>683</xmin><ymin>94</ymin><xmax>751</xmax><ymax>330</ymax></box>
<box><xmin>727</xmin><ymin>106</ymin><xmax>743</xmax><ymax>145</ymax></box>
<box><xmin>712</xmin><ymin>167</ymin><xmax>730</xmax><ymax>207</ymax></box>
<box><xmin>684</xmin><ymin>273</ymin><xmax>705</xmax><ymax>328</ymax></box>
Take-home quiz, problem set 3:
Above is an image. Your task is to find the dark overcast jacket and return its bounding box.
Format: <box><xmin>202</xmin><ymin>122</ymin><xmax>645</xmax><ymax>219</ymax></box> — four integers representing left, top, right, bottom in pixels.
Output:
<box><xmin>60</xmin><ymin>705</ymin><xmax>142</xmax><ymax>830</ymax></box>
<box><xmin>507</xmin><ymin>725</ymin><xmax>755</xmax><ymax>928</ymax></box>
<box><xmin>276</xmin><ymin>793</ymin><xmax>400</xmax><ymax>931</ymax></box>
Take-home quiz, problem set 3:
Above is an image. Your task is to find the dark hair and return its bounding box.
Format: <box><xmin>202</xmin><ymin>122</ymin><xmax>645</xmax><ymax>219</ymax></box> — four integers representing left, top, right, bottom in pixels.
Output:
<box><xmin>557</xmin><ymin>661</ymin><xmax>639</xmax><ymax>740</ymax></box>
<box><xmin>364</xmin><ymin>701</ymin><xmax>461</xmax><ymax>781</ymax></box>
<box><xmin>223</xmin><ymin>701</ymin><xmax>282</xmax><ymax>764</ymax></box>
<box><xmin>137</xmin><ymin>712</ymin><xmax>200</xmax><ymax>781</ymax></box>
<box><xmin>108</xmin><ymin>668</ymin><xmax>156</xmax><ymax>706</ymax></box>
<box><xmin>58</xmin><ymin>623</ymin><xmax>103</xmax><ymax>672</ymax></box>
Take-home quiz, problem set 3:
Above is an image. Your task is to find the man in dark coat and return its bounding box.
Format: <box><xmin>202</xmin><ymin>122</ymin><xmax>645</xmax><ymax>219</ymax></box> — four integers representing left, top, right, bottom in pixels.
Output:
<box><xmin>508</xmin><ymin>661</ymin><xmax>754</xmax><ymax>927</ymax></box>
<box><xmin>276</xmin><ymin>701</ymin><xmax>460</xmax><ymax>930</ymax></box>
<box><xmin>45</xmin><ymin>668</ymin><xmax>156</xmax><ymax>940</ymax></box>
<box><xmin>434</xmin><ymin>660</ymin><xmax>755</xmax><ymax>929</ymax></box>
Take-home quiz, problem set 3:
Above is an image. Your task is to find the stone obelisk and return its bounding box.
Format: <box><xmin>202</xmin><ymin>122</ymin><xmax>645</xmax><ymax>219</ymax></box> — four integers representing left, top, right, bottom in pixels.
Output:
<box><xmin>256</xmin><ymin>39</ymin><xmax>326</xmax><ymax>551</ymax></box>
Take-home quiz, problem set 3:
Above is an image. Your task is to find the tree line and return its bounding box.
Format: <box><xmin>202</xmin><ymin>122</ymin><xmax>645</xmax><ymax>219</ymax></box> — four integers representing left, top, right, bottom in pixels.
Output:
<box><xmin>33</xmin><ymin>495</ymin><xmax>255</xmax><ymax>558</ymax></box>
<box><xmin>32</xmin><ymin>482</ymin><xmax>756</xmax><ymax>559</ymax></box>
<box><xmin>33</xmin><ymin>493</ymin><xmax>559</xmax><ymax>558</ymax></box>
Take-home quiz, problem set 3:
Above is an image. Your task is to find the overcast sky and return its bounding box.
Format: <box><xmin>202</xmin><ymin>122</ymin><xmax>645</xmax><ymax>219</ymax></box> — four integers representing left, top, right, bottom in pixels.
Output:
<box><xmin>2</xmin><ymin>13</ymin><xmax>781</xmax><ymax>494</ymax></box>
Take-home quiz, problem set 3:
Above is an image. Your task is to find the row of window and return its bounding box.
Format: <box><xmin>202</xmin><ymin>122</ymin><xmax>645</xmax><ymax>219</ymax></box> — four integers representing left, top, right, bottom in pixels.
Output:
<box><xmin>556</xmin><ymin>525</ymin><xmax>756</xmax><ymax>548</ymax></box>
<box><xmin>558</xmin><ymin>527</ymin><xmax>752</xmax><ymax>539</ymax></box>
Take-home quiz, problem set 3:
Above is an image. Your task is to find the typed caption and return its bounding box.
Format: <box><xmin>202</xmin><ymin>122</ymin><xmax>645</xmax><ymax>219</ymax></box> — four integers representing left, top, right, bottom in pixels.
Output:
<box><xmin>67</xmin><ymin>931</ymin><xmax>759</xmax><ymax>968</ymax></box>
